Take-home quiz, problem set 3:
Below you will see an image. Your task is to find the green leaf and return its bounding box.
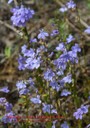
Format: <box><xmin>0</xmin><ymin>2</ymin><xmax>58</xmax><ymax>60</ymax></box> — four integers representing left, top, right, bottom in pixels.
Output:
<box><xmin>4</xmin><ymin>46</ymin><xmax>11</xmax><ymax>58</ymax></box>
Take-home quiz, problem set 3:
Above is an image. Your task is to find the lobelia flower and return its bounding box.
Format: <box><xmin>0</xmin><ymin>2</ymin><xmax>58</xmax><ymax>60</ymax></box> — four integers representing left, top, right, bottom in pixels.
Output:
<box><xmin>48</xmin><ymin>52</ymin><xmax>54</xmax><ymax>58</ymax></box>
<box><xmin>73</xmin><ymin>105</ymin><xmax>89</xmax><ymax>120</ymax></box>
<box><xmin>28</xmin><ymin>77</ymin><xmax>35</xmax><ymax>86</ymax></box>
<box><xmin>50</xmin><ymin>29</ymin><xmax>59</xmax><ymax>36</ymax></box>
<box><xmin>58</xmin><ymin>79</ymin><xmax>65</xmax><ymax>88</ymax></box>
<box><xmin>50</xmin><ymin>81</ymin><xmax>60</xmax><ymax>92</ymax></box>
<box><xmin>1</xmin><ymin>111</ymin><xmax>17</xmax><ymax>124</ymax></box>
<box><xmin>86</xmin><ymin>124</ymin><xmax>90</xmax><ymax>128</ymax></box>
<box><xmin>0</xmin><ymin>87</ymin><xmax>9</xmax><ymax>93</ymax></box>
<box><xmin>5</xmin><ymin>102</ymin><xmax>13</xmax><ymax>112</ymax></box>
<box><xmin>44</xmin><ymin>69</ymin><xmax>55</xmax><ymax>81</ymax></box>
<box><xmin>18</xmin><ymin>46</ymin><xmax>42</xmax><ymax>70</ymax></box>
<box><xmin>21</xmin><ymin>46</ymin><xmax>35</xmax><ymax>57</ymax></box>
<box><xmin>88</xmin><ymin>96</ymin><xmax>90</xmax><ymax>100</ymax></box>
<box><xmin>25</xmin><ymin>56</ymin><xmax>41</xmax><ymax>70</ymax></box>
<box><xmin>84</xmin><ymin>27</ymin><xmax>90</xmax><ymax>34</ymax></box>
<box><xmin>68</xmin><ymin>51</ymin><xmax>78</xmax><ymax>63</ymax></box>
<box><xmin>66</xmin><ymin>34</ymin><xmax>74</xmax><ymax>43</ymax></box>
<box><xmin>52</xmin><ymin>120</ymin><xmax>57</xmax><ymax>128</ymax></box>
<box><xmin>30</xmin><ymin>95</ymin><xmax>41</xmax><ymax>104</ymax></box>
<box><xmin>61</xmin><ymin>121</ymin><xmax>69</xmax><ymax>128</ymax></box>
<box><xmin>21</xmin><ymin>45</ymin><xmax>28</xmax><ymax>55</ymax></box>
<box><xmin>71</xmin><ymin>43</ymin><xmax>81</xmax><ymax>53</ymax></box>
<box><xmin>66</xmin><ymin>0</ymin><xmax>76</xmax><ymax>9</ymax></box>
<box><xmin>61</xmin><ymin>89</ymin><xmax>71</xmax><ymax>96</ymax></box>
<box><xmin>16</xmin><ymin>81</ymin><xmax>26</xmax><ymax>90</ymax></box>
<box><xmin>62</xmin><ymin>74</ymin><xmax>72</xmax><ymax>84</ymax></box>
<box><xmin>18</xmin><ymin>55</ymin><xmax>26</xmax><ymax>70</ymax></box>
<box><xmin>36</xmin><ymin>45</ymin><xmax>47</xmax><ymax>54</ymax></box>
<box><xmin>42</xmin><ymin>103</ymin><xmax>57</xmax><ymax>114</ymax></box>
<box><xmin>59</xmin><ymin>6</ymin><xmax>68</xmax><ymax>13</ymax></box>
<box><xmin>19</xmin><ymin>88</ymin><xmax>29</xmax><ymax>95</ymax></box>
<box><xmin>56</xmin><ymin>42</ymin><xmax>66</xmax><ymax>52</ymax></box>
<box><xmin>30</xmin><ymin>38</ymin><xmax>37</xmax><ymax>43</ymax></box>
<box><xmin>11</xmin><ymin>5</ymin><xmax>35</xmax><ymax>27</ymax></box>
<box><xmin>0</xmin><ymin>97</ymin><xmax>7</xmax><ymax>105</ymax></box>
<box><xmin>54</xmin><ymin>57</ymin><xmax>67</xmax><ymax>71</ymax></box>
<box><xmin>8</xmin><ymin>0</ymin><xmax>13</xmax><ymax>4</ymax></box>
<box><xmin>59</xmin><ymin>0</ymin><xmax>76</xmax><ymax>13</ymax></box>
<box><xmin>16</xmin><ymin>81</ymin><xmax>29</xmax><ymax>95</ymax></box>
<box><xmin>38</xmin><ymin>29</ymin><xmax>49</xmax><ymax>40</ymax></box>
<box><xmin>60</xmin><ymin>52</ymin><xmax>71</xmax><ymax>63</ymax></box>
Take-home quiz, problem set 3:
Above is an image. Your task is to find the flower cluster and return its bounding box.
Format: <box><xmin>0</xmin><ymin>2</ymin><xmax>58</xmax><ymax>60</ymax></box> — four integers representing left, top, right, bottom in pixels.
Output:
<box><xmin>16</xmin><ymin>78</ymin><xmax>35</xmax><ymax>95</ymax></box>
<box><xmin>2</xmin><ymin>111</ymin><xmax>17</xmax><ymax>124</ymax></box>
<box><xmin>41</xmin><ymin>34</ymin><xmax>81</xmax><ymax>101</ymax></box>
<box><xmin>59</xmin><ymin>0</ymin><xmax>76</xmax><ymax>13</ymax></box>
<box><xmin>11</xmin><ymin>5</ymin><xmax>35</xmax><ymax>27</ymax></box>
<box><xmin>0</xmin><ymin>98</ymin><xmax>12</xmax><ymax>112</ymax></box>
<box><xmin>0</xmin><ymin>97</ymin><xmax>17</xmax><ymax>124</ymax></box>
<box><xmin>2</xmin><ymin>0</ymin><xmax>89</xmax><ymax>127</ymax></box>
<box><xmin>18</xmin><ymin>45</ymin><xmax>42</xmax><ymax>70</ymax></box>
<box><xmin>73</xmin><ymin>105</ymin><xmax>89</xmax><ymax>119</ymax></box>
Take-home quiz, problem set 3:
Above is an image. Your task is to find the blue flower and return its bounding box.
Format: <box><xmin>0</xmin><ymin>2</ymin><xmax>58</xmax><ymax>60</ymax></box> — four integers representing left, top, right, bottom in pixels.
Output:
<box><xmin>16</xmin><ymin>81</ymin><xmax>30</xmax><ymax>95</ymax></box>
<box><xmin>50</xmin><ymin>81</ymin><xmax>60</xmax><ymax>92</ymax></box>
<box><xmin>66</xmin><ymin>0</ymin><xmax>76</xmax><ymax>9</ymax></box>
<box><xmin>62</xmin><ymin>74</ymin><xmax>72</xmax><ymax>84</ymax></box>
<box><xmin>22</xmin><ymin>47</ymin><xmax>35</xmax><ymax>57</ymax></box>
<box><xmin>19</xmin><ymin>45</ymin><xmax>42</xmax><ymax>70</ymax></box>
<box><xmin>0</xmin><ymin>97</ymin><xmax>7</xmax><ymax>105</ymax></box>
<box><xmin>86</xmin><ymin>124</ymin><xmax>90</xmax><ymax>128</ymax></box>
<box><xmin>36</xmin><ymin>45</ymin><xmax>47</xmax><ymax>54</ymax></box>
<box><xmin>30</xmin><ymin>38</ymin><xmax>37</xmax><ymax>43</ymax></box>
<box><xmin>44</xmin><ymin>69</ymin><xmax>55</xmax><ymax>81</ymax></box>
<box><xmin>1</xmin><ymin>112</ymin><xmax>17</xmax><ymax>124</ymax></box>
<box><xmin>88</xmin><ymin>96</ymin><xmax>90</xmax><ymax>100</ymax></box>
<box><xmin>61</xmin><ymin>89</ymin><xmax>71</xmax><ymax>96</ymax></box>
<box><xmin>5</xmin><ymin>102</ymin><xmax>13</xmax><ymax>112</ymax></box>
<box><xmin>30</xmin><ymin>95</ymin><xmax>41</xmax><ymax>104</ymax></box>
<box><xmin>42</xmin><ymin>103</ymin><xmax>57</xmax><ymax>114</ymax></box>
<box><xmin>19</xmin><ymin>88</ymin><xmax>29</xmax><ymax>95</ymax></box>
<box><xmin>56</xmin><ymin>43</ymin><xmax>66</xmax><ymax>52</ymax></box>
<box><xmin>38</xmin><ymin>29</ymin><xmax>49</xmax><ymax>40</ymax></box>
<box><xmin>18</xmin><ymin>55</ymin><xmax>26</xmax><ymax>70</ymax></box>
<box><xmin>48</xmin><ymin>52</ymin><xmax>54</xmax><ymax>57</ymax></box>
<box><xmin>84</xmin><ymin>27</ymin><xmax>90</xmax><ymax>34</ymax></box>
<box><xmin>11</xmin><ymin>5</ymin><xmax>35</xmax><ymax>27</ymax></box>
<box><xmin>28</xmin><ymin>78</ymin><xmax>35</xmax><ymax>86</ymax></box>
<box><xmin>66</xmin><ymin>34</ymin><xmax>74</xmax><ymax>43</ymax></box>
<box><xmin>59</xmin><ymin>0</ymin><xmax>76</xmax><ymax>13</ymax></box>
<box><xmin>25</xmin><ymin>56</ymin><xmax>41</xmax><ymax>70</ymax></box>
<box><xmin>73</xmin><ymin>105</ymin><xmax>89</xmax><ymax>120</ymax></box>
<box><xmin>16</xmin><ymin>81</ymin><xmax>26</xmax><ymax>90</ymax></box>
<box><xmin>50</xmin><ymin>29</ymin><xmax>59</xmax><ymax>36</ymax></box>
<box><xmin>68</xmin><ymin>51</ymin><xmax>78</xmax><ymax>63</ymax></box>
<box><xmin>52</xmin><ymin>120</ymin><xmax>57</xmax><ymax>128</ymax></box>
<box><xmin>53</xmin><ymin>57</ymin><xmax>67</xmax><ymax>71</ymax></box>
<box><xmin>59</xmin><ymin>6</ymin><xmax>68</xmax><ymax>13</ymax></box>
<box><xmin>21</xmin><ymin>45</ymin><xmax>28</xmax><ymax>55</ymax></box>
<box><xmin>71</xmin><ymin>44</ymin><xmax>81</xmax><ymax>53</ymax></box>
<box><xmin>8</xmin><ymin>0</ymin><xmax>13</xmax><ymax>4</ymax></box>
<box><xmin>61</xmin><ymin>121</ymin><xmax>69</xmax><ymax>128</ymax></box>
<box><xmin>0</xmin><ymin>87</ymin><xmax>9</xmax><ymax>93</ymax></box>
